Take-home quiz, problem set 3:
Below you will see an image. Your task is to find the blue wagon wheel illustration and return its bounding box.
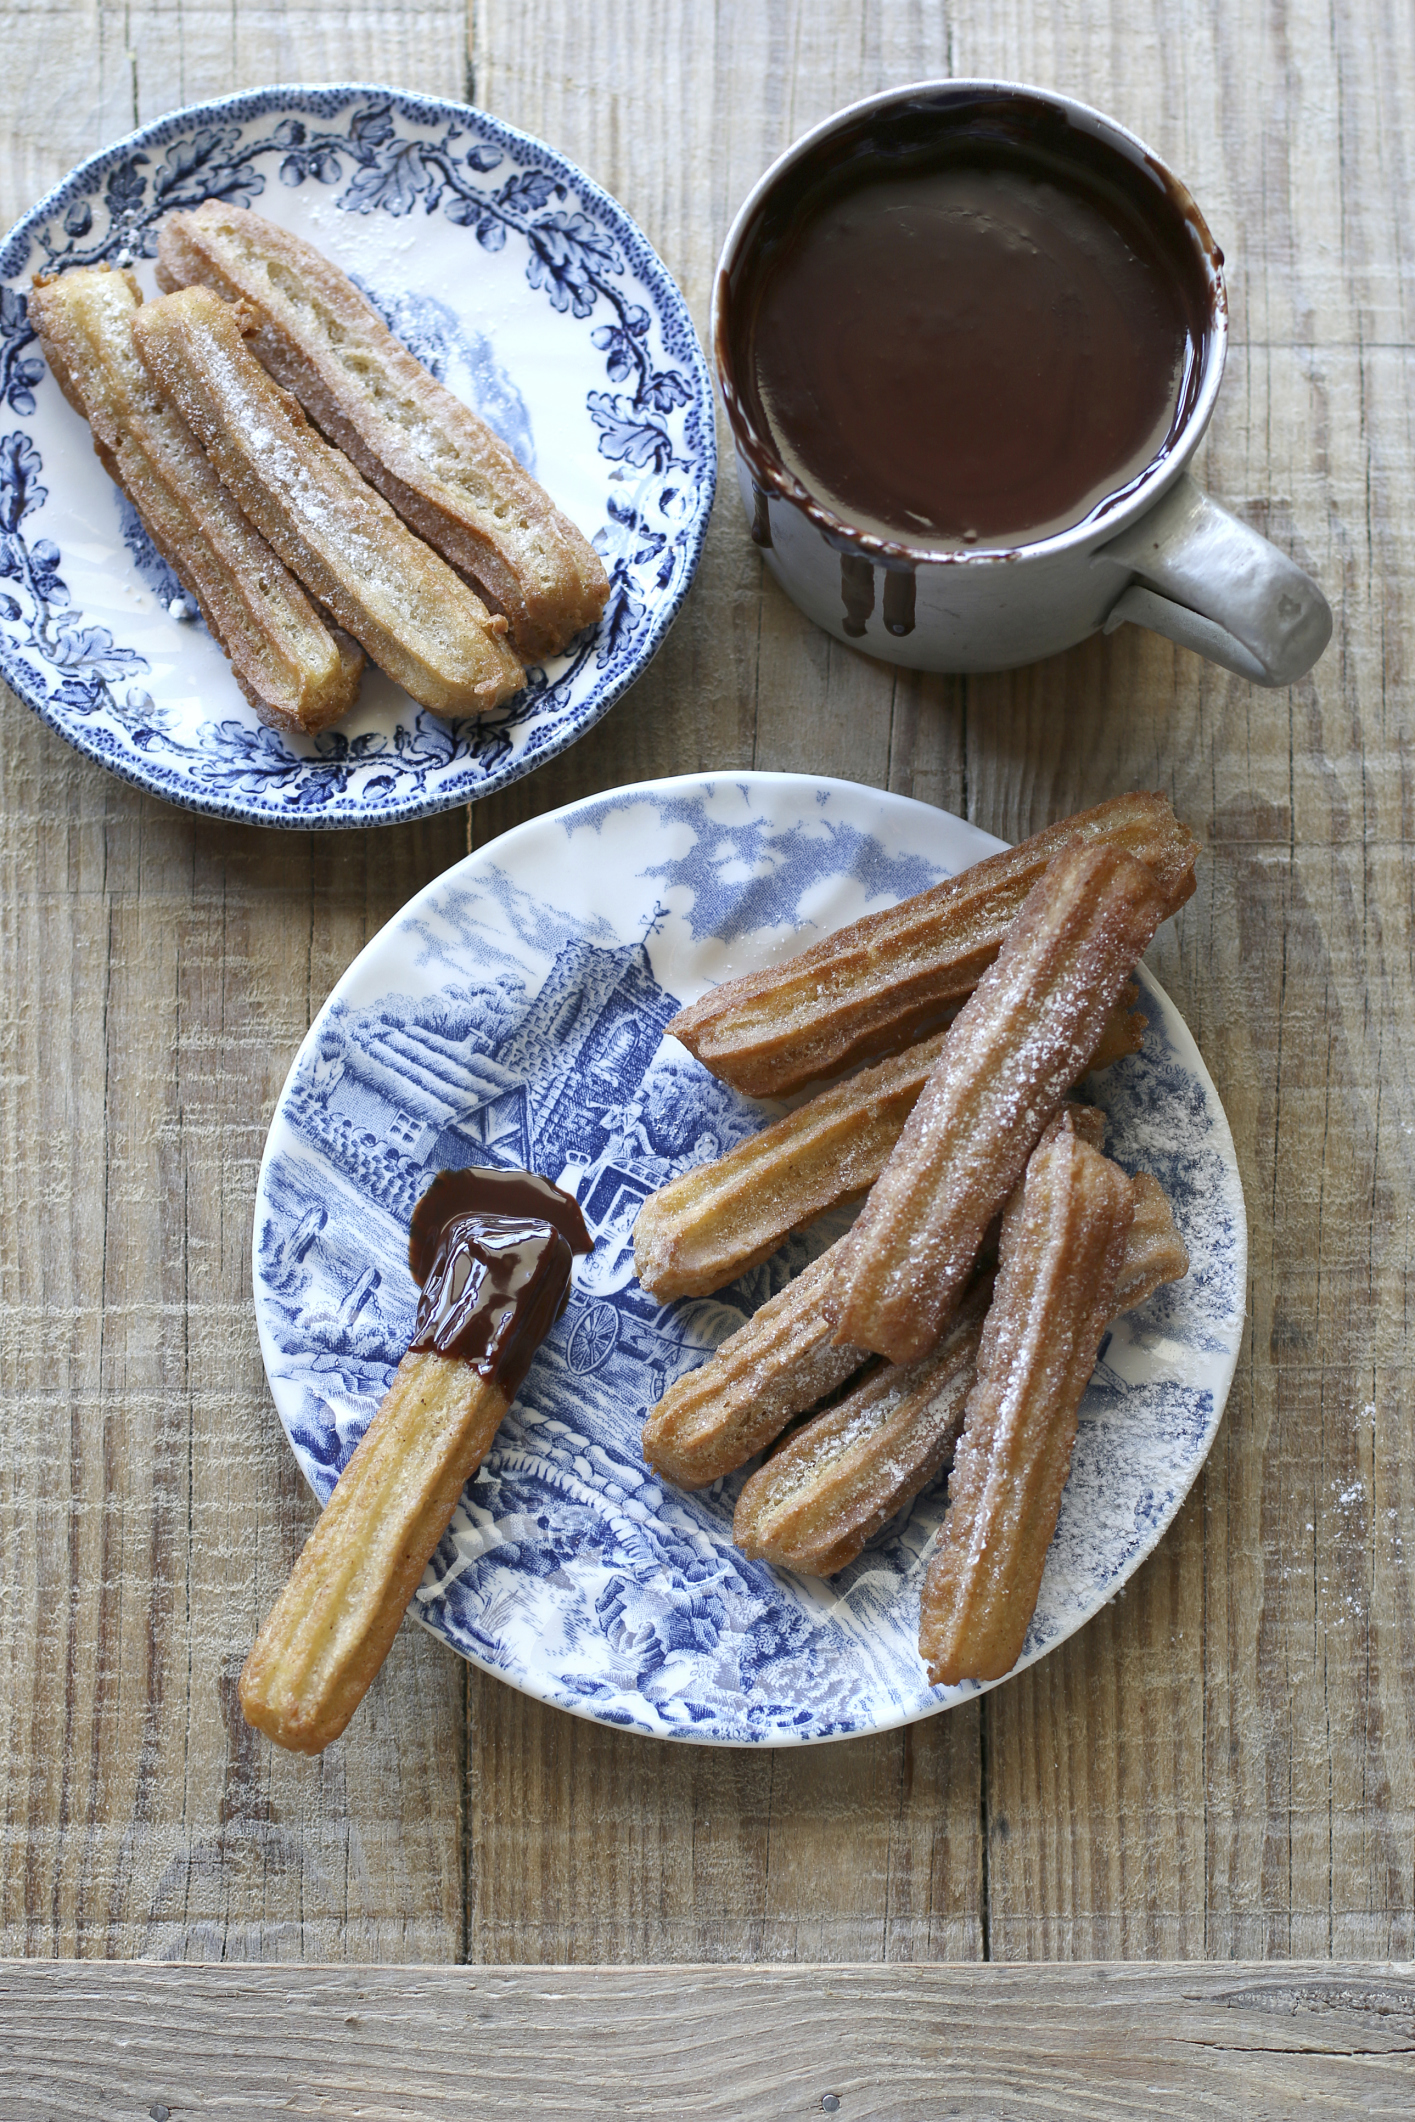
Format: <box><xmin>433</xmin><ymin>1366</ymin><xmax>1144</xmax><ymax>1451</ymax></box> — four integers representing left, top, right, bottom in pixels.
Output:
<box><xmin>567</xmin><ymin>1301</ymin><xmax>620</xmax><ymax>1375</ymax></box>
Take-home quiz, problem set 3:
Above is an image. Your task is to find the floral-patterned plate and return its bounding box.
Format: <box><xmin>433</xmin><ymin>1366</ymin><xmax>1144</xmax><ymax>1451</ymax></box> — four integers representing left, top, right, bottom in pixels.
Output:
<box><xmin>252</xmin><ymin>773</ymin><xmax>1247</xmax><ymax>1744</ymax></box>
<box><xmin>0</xmin><ymin>86</ymin><xmax>715</xmax><ymax>826</ymax></box>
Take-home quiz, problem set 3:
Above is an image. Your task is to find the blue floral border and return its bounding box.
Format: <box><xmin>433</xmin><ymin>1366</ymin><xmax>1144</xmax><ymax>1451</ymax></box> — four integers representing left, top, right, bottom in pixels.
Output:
<box><xmin>0</xmin><ymin>85</ymin><xmax>717</xmax><ymax>828</ymax></box>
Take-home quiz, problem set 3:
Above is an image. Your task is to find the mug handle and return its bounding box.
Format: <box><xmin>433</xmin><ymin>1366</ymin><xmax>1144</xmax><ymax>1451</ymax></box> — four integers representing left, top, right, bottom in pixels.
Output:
<box><xmin>1094</xmin><ymin>472</ymin><xmax>1332</xmax><ymax>687</ymax></box>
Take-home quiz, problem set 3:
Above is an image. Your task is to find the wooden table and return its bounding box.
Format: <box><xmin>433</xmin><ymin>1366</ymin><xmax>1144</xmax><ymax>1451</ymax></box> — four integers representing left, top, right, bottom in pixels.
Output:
<box><xmin>2</xmin><ymin>3</ymin><xmax>1413</xmax><ymax>2115</ymax></box>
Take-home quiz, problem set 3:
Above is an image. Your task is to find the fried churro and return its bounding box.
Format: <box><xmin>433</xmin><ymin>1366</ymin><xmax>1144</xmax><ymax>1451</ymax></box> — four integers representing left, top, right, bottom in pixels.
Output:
<box><xmin>131</xmin><ymin>285</ymin><xmax>525</xmax><ymax>716</ymax></box>
<box><xmin>735</xmin><ymin>1148</ymin><xmax>1187</xmax><ymax>1579</ymax></box>
<box><xmin>635</xmin><ymin>990</ymin><xmax>1142</xmax><ymax>1305</ymax></box>
<box><xmin>28</xmin><ymin>265</ymin><xmax>364</xmax><ymax>735</ymax></box>
<box><xmin>828</xmin><ymin>840</ymin><xmax>1169</xmax><ymax>1365</ymax></box>
<box><xmin>241</xmin><ymin>1348</ymin><xmax>511</xmax><ymax>1754</ymax></box>
<box><xmin>641</xmin><ymin>1243</ymin><xmax>869</xmax><ymax>1489</ymax></box>
<box><xmin>665</xmin><ymin>792</ymin><xmax>1196</xmax><ymax>1097</ymax></box>
<box><xmin>157</xmin><ymin>202</ymin><xmax>609</xmax><ymax>659</ymax></box>
<box><xmin>1113</xmin><ymin>1170</ymin><xmax>1190</xmax><ymax>1311</ymax></box>
<box><xmin>918</xmin><ymin>1130</ymin><xmax>1133</xmax><ymax>1686</ymax></box>
<box><xmin>241</xmin><ymin>1167</ymin><xmax>591</xmax><ymax>1754</ymax></box>
<box><xmin>734</xmin><ymin>1279</ymin><xmax>992</xmax><ymax>1577</ymax></box>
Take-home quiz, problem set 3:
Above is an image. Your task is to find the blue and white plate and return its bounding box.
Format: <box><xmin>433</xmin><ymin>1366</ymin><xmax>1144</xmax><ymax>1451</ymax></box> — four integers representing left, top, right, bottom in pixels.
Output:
<box><xmin>0</xmin><ymin>87</ymin><xmax>715</xmax><ymax>827</ymax></box>
<box><xmin>252</xmin><ymin>774</ymin><xmax>1246</xmax><ymax>1744</ymax></box>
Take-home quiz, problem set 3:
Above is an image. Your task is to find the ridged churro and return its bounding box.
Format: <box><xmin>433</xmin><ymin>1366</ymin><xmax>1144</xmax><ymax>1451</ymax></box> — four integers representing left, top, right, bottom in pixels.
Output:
<box><xmin>242</xmin><ymin>1166</ymin><xmax>591</xmax><ymax>1754</ymax></box>
<box><xmin>131</xmin><ymin>285</ymin><xmax>525</xmax><ymax>716</ymax></box>
<box><xmin>28</xmin><ymin>265</ymin><xmax>364</xmax><ymax>735</ymax></box>
<box><xmin>666</xmin><ymin>792</ymin><xmax>1194</xmax><ymax>1097</ymax></box>
<box><xmin>1112</xmin><ymin>1170</ymin><xmax>1190</xmax><ymax>1311</ymax></box>
<box><xmin>241</xmin><ymin>1348</ymin><xmax>510</xmax><ymax>1754</ymax></box>
<box><xmin>918</xmin><ymin>1130</ymin><xmax>1133</xmax><ymax>1686</ymax></box>
<box><xmin>735</xmin><ymin>1150</ymin><xmax>1187</xmax><ymax>1579</ymax></box>
<box><xmin>157</xmin><ymin>202</ymin><xmax>610</xmax><ymax>659</ymax></box>
<box><xmin>828</xmin><ymin>840</ymin><xmax>1169</xmax><ymax>1364</ymax></box>
<box><xmin>635</xmin><ymin>992</ymin><xmax>1142</xmax><ymax>1305</ymax></box>
<box><xmin>734</xmin><ymin>1279</ymin><xmax>992</xmax><ymax>1577</ymax></box>
<box><xmin>641</xmin><ymin>1243</ymin><xmax>869</xmax><ymax>1489</ymax></box>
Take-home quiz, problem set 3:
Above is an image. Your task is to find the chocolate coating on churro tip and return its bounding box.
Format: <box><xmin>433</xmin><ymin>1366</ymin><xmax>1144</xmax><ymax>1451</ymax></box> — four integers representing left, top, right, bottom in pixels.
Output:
<box><xmin>409</xmin><ymin>1167</ymin><xmax>592</xmax><ymax>1397</ymax></box>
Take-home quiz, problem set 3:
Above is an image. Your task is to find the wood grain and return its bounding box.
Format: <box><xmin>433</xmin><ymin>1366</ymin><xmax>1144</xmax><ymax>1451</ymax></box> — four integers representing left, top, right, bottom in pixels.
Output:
<box><xmin>0</xmin><ymin>0</ymin><xmax>1412</xmax><ymax>1977</ymax></box>
<box><xmin>4</xmin><ymin>1960</ymin><xmax>1415</xmax><ymax>2119</ymax></box>
<box><xmin>0</xmin><ymin>4</ymin><xmax>478</xmax><ymax>1963</ymax></box>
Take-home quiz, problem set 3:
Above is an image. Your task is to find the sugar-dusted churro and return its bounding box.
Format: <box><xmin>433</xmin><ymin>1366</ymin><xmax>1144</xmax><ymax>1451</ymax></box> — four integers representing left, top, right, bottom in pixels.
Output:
<box><xmin>157</xmin><ymin>202</ymin><xmax>609</xmax><ymax>660</ymax></box>
<box><xmin>131</xmin><ymin>285</ymin><xmax>525</xmax><ymax>716</ymax></box>
<box><xmin>241</xmin><ymin>1167</ymin><xmax>591</xmax><ymax>1754</ymax></box>
<box><xmin>735</xmin><ymin>1150</ymin><xmax>1187</xmax><ymax>1579</ymax></box>
<box><xmin>635</xmin><ymin>990</ymin><xmax>1142</xmax><ymax>1305</ymax></box>
<box><xmin>28</xmin><ymin>265</ymin><xmax>364</xmax><ymax>735</ymax></box>
<box><xmin>918</xmin><ymin>1131</ymin><xmax>1133</xmax><ymax>1686</ymax></box>
<box><xmin>643</xmin><ymin>1104</ymin><xmax>1108</xmax><ymax>1488</ymax></box>
<box><xmin>641</xmin><ymin>1242</ymin><xmax>869</xmax><ymax>1489</ymax></box>
<box><xmin>1112</xmin><ymin>1171</ymin><xmax>1190</xmax><ymax>1311</ymax></box>
<box><xmin>828</xmin><ymin>840</ymin><xmax>1169</xmax><ymax>1365</ymax></box>
<box><xmin>635</xmin><ymin>1029</ymin><xmax>950</xmax><ymax>1303</ymax></box>
<box><xmin>665</xmin><ymin>793</ymin><xmax>1196</xmax><ymax>1097</ymax></box>
<box><xmin>734</xmin><ymin>1278</ymin><xmax>992</xmax><ymax>1577</ymax></box>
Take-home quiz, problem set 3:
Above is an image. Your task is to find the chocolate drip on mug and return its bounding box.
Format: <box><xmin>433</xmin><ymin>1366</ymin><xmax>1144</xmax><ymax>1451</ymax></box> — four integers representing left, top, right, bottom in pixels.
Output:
<box><xmin>882</xmin><ymin>567</ymin><xmax>916</xmax><ymax>637</ymax></box>
<box><xmin>409</xmin><ymin>1167</ymin><xmax>593</xmax><ymax>1397</ymax></box>
<box><xmin>841</xmin><ymin>553</ymin><xmax>875</xmax><ymax>636</ymax></box>
<box><xmin>750</xmin><ymin>483</ymin><xmax>773</xmax><ymax>547</ymax></box>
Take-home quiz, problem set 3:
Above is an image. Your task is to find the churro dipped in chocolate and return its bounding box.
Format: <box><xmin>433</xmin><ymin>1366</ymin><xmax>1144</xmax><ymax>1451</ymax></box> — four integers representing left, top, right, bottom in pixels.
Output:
<box><xmin>28</xmin><ymin>265</ymin><xmax>364</xmax><ymax>735</ymax></box>
<box><xmin>241</xmin><ymin>1168</ymin><xmax>590</xmax><ymax>1755</ymax></box>
<box><xmin>634</xmin><ymin>993</ymin><xmax>1142</xmax><ymax>1304</ymax></box>
<box><xmin>157</xmin><ymin>202</ymin><xmax>609</xmax><ymax>659</ymax></box>
<box><xmin>828</xmin><ymin>840</ymin><xmax>1169</xmax><ymax>1365</ymax></box>
<box><xmin>131</xmin><ymin>285</ymin><xmax>525</xmax><ymax>716</ymax></box>
<box><xmin>666</xmin><ymin>792</ymin><xmax>1195</xmax><ymax>1098</ymax></box>
<box><xmin>918</xmin><ymin>1131</ymin><xmax>1133</xmax><ymax>1686</ymax></box>
<box><xmin>642</xmin><ymin>1243</ymin><xmax>869</xmax><ymax>1490</ymax></box>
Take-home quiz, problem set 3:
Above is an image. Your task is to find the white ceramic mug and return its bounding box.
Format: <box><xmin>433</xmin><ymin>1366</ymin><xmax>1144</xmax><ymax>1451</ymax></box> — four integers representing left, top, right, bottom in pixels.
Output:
<box><xmin>713</xmin><ymin>82</ymin><xmax>1332</xmax><ymax>687</ymax></box>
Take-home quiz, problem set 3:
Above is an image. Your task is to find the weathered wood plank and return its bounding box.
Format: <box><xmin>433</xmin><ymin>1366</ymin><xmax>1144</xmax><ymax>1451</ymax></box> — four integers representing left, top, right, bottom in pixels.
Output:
<box><xmin>3</xmin><ymin>1960</ymin><xmax>1415</xmax><ymax>2120</ymax></box>
<box><xmin>0</xmin><ymin>4</ymin><xmax>476</xmax><ymax>1962</ymax></box>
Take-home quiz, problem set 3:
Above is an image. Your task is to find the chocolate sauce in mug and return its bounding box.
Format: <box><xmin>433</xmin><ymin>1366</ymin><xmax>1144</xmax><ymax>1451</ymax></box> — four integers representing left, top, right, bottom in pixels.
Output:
<box><xmin>728</xmin><ymin>116</ymin><xmax>1211</xmax><ymax>552</ymax></box>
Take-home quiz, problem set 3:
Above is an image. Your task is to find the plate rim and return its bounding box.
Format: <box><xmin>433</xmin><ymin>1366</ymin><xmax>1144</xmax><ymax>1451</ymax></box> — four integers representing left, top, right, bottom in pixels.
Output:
<box><xmin>252</xmin><ymin>769</ymin><xmax>1248</xmax><ymax>1744</ymax></box>
<box><xmin>0</xmin><ymin>83</ymin><xmax>717</xmax><ymax>830</ymax></box>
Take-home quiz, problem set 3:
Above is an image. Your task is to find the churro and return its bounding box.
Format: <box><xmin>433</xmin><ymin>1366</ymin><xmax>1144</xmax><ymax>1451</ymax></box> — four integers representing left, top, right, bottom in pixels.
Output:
<box><xmin>735</xmin><ymin>1151</ymin><xmax>1187</xmax><ymax>1579</ymax></box>
<box><xmin>918</xmin><ymin>1130</ymin><xmax>1133</xmax><ymax>1686</ymax></box>
<box><xmin>734</xmin><ymin>1279</ymin><xmax>992</xmax><ymax>1576</ymax></box>
<box><xmin>28</xmin><ymin>265</ymin><xmax>364</xmax><ymax>735</ymax></box>
<box><xmin>241</xmin><ymin>1348</ymin><xmax>511</xmax><ymax>1754</ymax></box>
<box><xmin>241</xmin><ymin>1167</ymin><xmax>591</xmax><ymax>1754</ymax></box>
<box><xmin>131</xmin><ymin>285</ymin><xmax>525</xmax><ymax>716</ymax></box>
<box><xmin>641</xmin><ymin>1242</ymin><xmax>869</xmax><ymax>1489</ymax></box>
<box><xmin>634</xmin><ymin>992</ymin><xmax>1142</xmax><ymax>1305</ymax></box>
<box><xmin>157</xmin><ymin>202</ymin><xmax>609</xmax><ymax>659</ymax></box>
<box><xmin>828</xmin><ymin>840</ymin><xmax>1169</xmax><ymax>1364</ymax></box>
<box><xmin>665</xmin><ymin>792</ymin><xmax>1195</xmax><ymax>1097</ymax></box>
<box><xmin>1112</xmin><ymin>1170</ymin><xmax>1190</xmax><ymax>1311</ymax></box>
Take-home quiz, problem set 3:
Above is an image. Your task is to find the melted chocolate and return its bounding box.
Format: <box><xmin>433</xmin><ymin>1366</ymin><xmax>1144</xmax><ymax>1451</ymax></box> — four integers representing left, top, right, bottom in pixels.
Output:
<box><xmin>408</xmin><ymin>1168</ymin><xmax>593</xmax><ymax>1396</ymax></box>
<box><xmin>722</xmin><ymin>91</ymin><xmax>1216</xmax><ymax>553</ymax></box>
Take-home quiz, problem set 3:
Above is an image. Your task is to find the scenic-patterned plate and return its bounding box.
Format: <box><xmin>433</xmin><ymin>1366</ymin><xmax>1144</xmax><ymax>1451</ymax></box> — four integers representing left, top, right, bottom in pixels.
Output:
<box><xmin>0</xmin><ymin>86</ymin><xmax>715</xmax><ymax>826</ymax></box>
<box><xmin>252</xmin><ymin>774</ymin><xmax>1247</xmax><ymax>1744</ymax></box>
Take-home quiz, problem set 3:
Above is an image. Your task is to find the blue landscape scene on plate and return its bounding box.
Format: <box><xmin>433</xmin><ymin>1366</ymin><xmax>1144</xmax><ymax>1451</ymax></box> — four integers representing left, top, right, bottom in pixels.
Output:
<box><xmin>0</xmin><ymin>86</ymin><xmax>715</xmax><ymax>826</ymax></box>
<box><xmin>253</xmin><ymin>779</ymin><xmax>1246</xmax><ymax>1745</ymax></box>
